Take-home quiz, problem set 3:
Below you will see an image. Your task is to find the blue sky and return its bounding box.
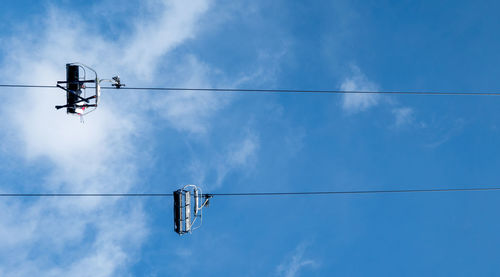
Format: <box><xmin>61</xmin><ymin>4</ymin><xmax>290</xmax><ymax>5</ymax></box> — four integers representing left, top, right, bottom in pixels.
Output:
<box><xmin>1</xmin><ymin>0</ymin><xmax>500</xmax><ymax>276</ymax></box>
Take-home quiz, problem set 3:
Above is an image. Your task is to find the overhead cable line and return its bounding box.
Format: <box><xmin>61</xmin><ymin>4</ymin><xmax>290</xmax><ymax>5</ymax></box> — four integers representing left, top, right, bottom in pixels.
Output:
<box><xmin>1</xmin><ymin>83</ymin><xmax>500</xmax><ymax>96</ymax></box>
<box><xmin>4</xmin><ymin>186</ymin><xmax>499</xmax><ymax>235</ymax></box>
<box><xmin>0</xmin><ymin>193</ymin><xmax>172</xmax><ymax>197</ymax></box>
<box><xmin>1</xmin><ymin>186</ymin><xmax>500</xmax><ymax>197</ymax></box>
<box><xmin>206</xmin><ymin>187</ymin><xmax>500</xmax><ymax>196</ymax></box>
<box><xmin>107</xmin><ymin>87</ymin><xmax>500</xmax><ymax>96</ymax></box>
<box><xmin>0</xmin><ymin>84</ymin><xmax>57</xmax><ymax>89</ymax></box>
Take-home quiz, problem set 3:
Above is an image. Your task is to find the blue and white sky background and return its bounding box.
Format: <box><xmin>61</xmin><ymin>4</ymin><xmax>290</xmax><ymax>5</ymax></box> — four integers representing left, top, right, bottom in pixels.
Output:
<box><xmin>1</xmin><ymin>0</ymin><xmax>500</xmax><ymax>276</ymax></box>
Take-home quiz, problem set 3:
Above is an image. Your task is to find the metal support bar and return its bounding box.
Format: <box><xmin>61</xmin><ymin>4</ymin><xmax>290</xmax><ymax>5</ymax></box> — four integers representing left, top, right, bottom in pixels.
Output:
<box><xmin>57</xmin><ymin>79</ymin><xmax>96</xmax><ymax>84</ymax></box>
<box><xmin>56</xmin><ymin>84</ymin><xmax>89</xmax><ymax>103</ymax></box>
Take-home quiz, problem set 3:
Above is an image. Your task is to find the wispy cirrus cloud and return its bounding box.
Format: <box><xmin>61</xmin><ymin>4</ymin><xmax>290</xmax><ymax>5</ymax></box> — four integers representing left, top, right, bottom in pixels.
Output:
<box><xmin>340</xmin><ymin>65</ymin><xmax>380</xmax><ymax>113</ymax></box>
<box><xmin>149</xmin><ymin>55</ymin><xmax>231</xmax><ymax>134</ymax></box>
<box><xmin>122</xmin><ymin>0</ymin><xmax>211</xmax><ymax>80</ymax></box>
<box><xmin>0</xmin><ymin>0</ymin><xmax>275</xmax><ymax>274</ymax></box>
<box><xmin>216</xmin><ymin>131</ymin><xmax>260</xmax><ymax>185</ymax></box>
<box><xmin>276</xmin><ymin>242</ymin><xmax>319</xmax><ymax>277</ymax></box>
<box><xmin>339</xmin><ymin>66</ymin><xmax>423</xmax><ymax>130</ymax></box>
<box><xmin>424</xmin><ymin>117</ymin><xmax>466</xmax><ymax>148</ymax></box>
<box><xmin>186</xmin><ymin>129</ymin><xmax>260</xmax><ymax>189</ymax></box>
<box><xmin>0</xmin><ymin>0</ymin><xmax>217</xmax><ymax>275</ymax></box>
<box><xmin>392</xmin><ymin>107</ymin><xmax>415</xmax><ymax>127</ymax></box>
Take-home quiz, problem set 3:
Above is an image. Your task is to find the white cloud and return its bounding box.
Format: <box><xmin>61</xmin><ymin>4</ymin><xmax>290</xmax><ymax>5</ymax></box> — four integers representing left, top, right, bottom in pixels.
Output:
<box><xmin>276</xmin><ymin>243</ymin><xmax>319</xmax><ymax>277</ymax></box>
<box><xmin>227</xmin><ymin>134</ymin><xmax>259</xmax><ymax>166</ymax></box>
<box><xmin>340</xmin><ymin>66</ymin><xmax>380</xmax><ymax>113</ymax></box>
<box><xmin>186</xmin><ymin>130</ymin><xmax>260</xmax><ymax>189</ymax></box>
<box><xmin>122</xmin><ymin>0</ymin><xmax>211</xmax><ymax>79</ymax></box>
<box><xmin>392</xmin><ymin>107</ymin><xmax>414</xmax><ymax>127</ymax></box>
<box><xmin>339</xmin><ymin>66</ymin><xmax>422</xmax><ymax>129</ymax></box>
<box><xmin>149</xmin><ymin>55</ymin><xmax>231</xmax><ymax>134</ymax></box>
<box><xmin>424</xmin><ymin>118</ymin><xmax>466</xmax><ymax>148</ymax></box>
<box><xmin>215</xmin><ymin>131</ymin><xmax>260</xmax><ymax>187</ymax></box>
<box><xmin>0</xmin><ymin>0</ymin><xmax>214</xmax><ymax>275</ymax></box>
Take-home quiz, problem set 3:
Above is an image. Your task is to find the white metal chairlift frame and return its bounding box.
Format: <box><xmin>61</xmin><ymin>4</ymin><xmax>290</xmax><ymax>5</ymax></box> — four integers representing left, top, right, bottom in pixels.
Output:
<box><xmin>173</xmin><ymin>185</ymin><xmax>211</xmax><ymax>235</ymax></box>
<box><xmin>56</xmin><ymin>62</ymin><xmax>123</xmax><ymax>116</ymax></box>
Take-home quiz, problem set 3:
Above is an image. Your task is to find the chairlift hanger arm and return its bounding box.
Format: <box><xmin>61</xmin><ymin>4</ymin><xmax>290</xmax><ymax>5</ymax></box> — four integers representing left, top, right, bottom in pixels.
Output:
<box><xmin>99</xmin><ymin>77</ymin><xmax>125</xmax><ymax>89</ymax></box>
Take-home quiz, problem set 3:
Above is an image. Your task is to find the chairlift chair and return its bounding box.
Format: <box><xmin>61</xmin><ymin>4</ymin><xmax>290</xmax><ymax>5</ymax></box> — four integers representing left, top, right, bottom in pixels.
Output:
<box><xmin>173</xmin><ymin>185</ymin><xmax>212</xmax><ymax>235</ymax></box>
<box><xmin>56</xmin><ymin>63</ymin><xmax>124</xmax><ymax>116</ymax></box>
